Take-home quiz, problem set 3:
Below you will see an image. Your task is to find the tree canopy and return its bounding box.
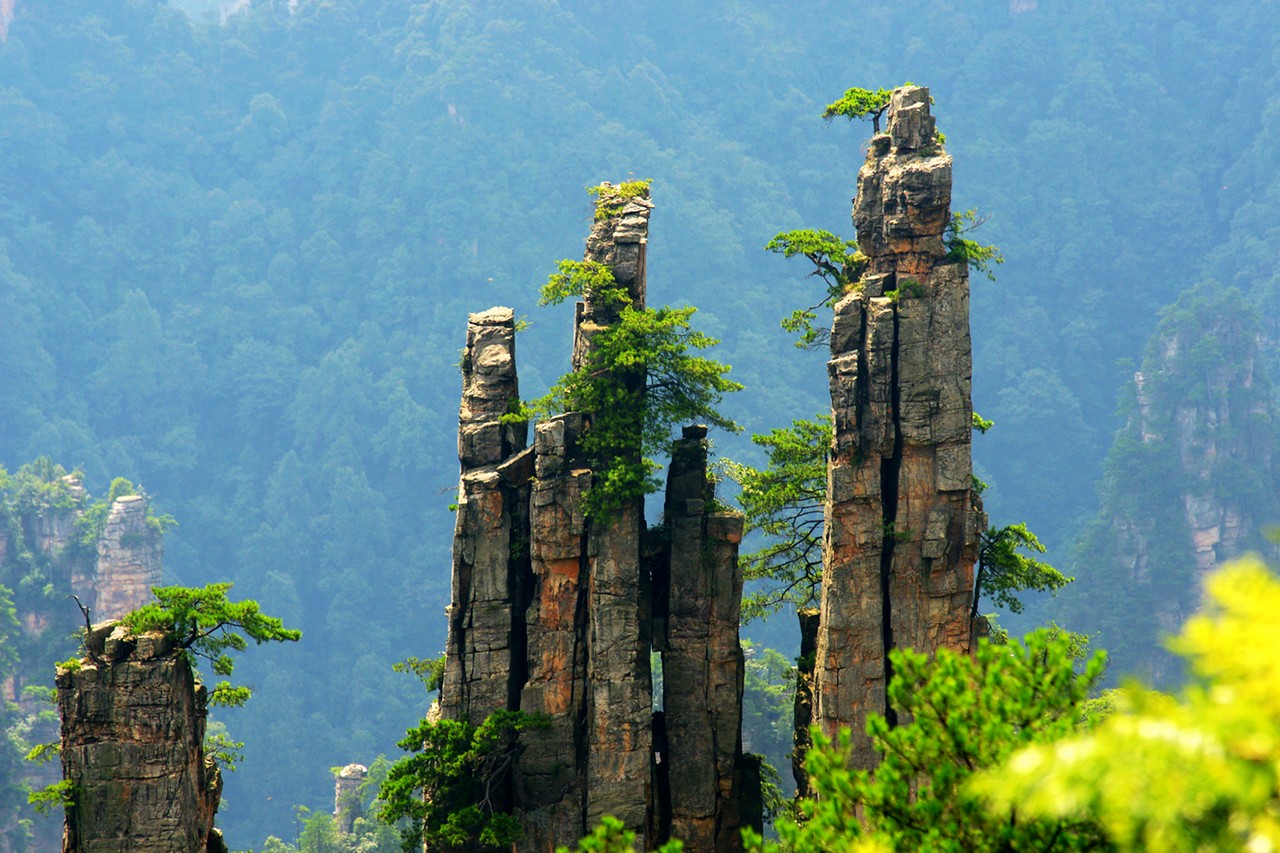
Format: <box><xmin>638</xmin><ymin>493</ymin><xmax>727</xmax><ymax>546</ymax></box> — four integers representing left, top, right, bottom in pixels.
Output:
<box><xmin>121</xmin><ymin>583</ymin><xmax>301</xmax><ymax>707</ymax></box>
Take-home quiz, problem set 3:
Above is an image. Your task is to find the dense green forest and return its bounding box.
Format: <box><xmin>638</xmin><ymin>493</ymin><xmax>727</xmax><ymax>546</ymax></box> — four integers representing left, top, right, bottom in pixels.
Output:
<box><xmin>3</xmin><ymin>0</ymin><xmax>1280</xmax><ymax>846</ymax></box>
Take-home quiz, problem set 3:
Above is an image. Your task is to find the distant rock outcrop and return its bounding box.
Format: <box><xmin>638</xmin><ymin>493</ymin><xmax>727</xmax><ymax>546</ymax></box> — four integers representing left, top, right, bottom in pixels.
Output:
<box><xmin>814</xmin><ymin>86</ymin><xmax>986</xmax><ymax>769</ymax></box>
<box><xmin>94</xmin><ymin>495</ymin><xmax>163</xmax><ymax>621</ymax></box>
<box><xmin>57</xmin><ymin>622</ymin><xmax>225</xmax><ymax>853</ymax></box>
<box><xmin>1071</xmin><ymin>283</ymin><xmax>1280</xmax><ymax>684</ymax></box>
<box><xmin>439</xmin><ymin>185</ymin><xmax>758</xmax><ymax>851</ymax></box>
<box><xmin>1</xmin><ymin>472</ymin><xmax>168</xmax><ymax>849</ymax></box>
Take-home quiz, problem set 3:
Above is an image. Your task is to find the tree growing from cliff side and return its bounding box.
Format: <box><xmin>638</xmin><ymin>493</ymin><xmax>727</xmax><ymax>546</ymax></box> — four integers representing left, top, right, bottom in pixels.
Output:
<box><xmin>722</xmin><ymin>417</ymin><xmax>830</xmax><ymax>622</ymax></box>
<box><xmin>510</xmin><ymin>198</ymin><xmax>742</xmax><ymax>521</ymax></box>
<box><xmin>121</xmin><ymin>582</ymin><xmax>301</xmax><ymax>707</ymax></box>
<box><xmin>822</xmin><ymin>86</ymin><xmax>895</xmax><ymax>133</ymax></box>
<box><xmin>377</xmin><ymin>709</ymin><xmax>547</xmax><ymax>853</ymax></box>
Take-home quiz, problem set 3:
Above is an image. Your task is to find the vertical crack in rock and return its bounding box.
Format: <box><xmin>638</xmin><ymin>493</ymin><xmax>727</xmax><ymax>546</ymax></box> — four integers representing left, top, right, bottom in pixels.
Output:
<box><xmin>877</xmin><ymin>302</ymin><xmax>902</xmax><ymax>729</ymax></box>
<box><xmin>814</xmin><ymin>85</ymin><xmax>985</xmax><ymax>770</ymax></box>
<box><xmin>575</xmin><ymin>186</ymin><xmax>655</xmax><ymax>843</ymax></box>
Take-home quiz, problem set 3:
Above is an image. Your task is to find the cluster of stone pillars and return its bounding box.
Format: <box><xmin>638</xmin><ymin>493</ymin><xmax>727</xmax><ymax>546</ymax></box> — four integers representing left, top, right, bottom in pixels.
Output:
<box><xmin>439</xmin><ymin>185</ymin><xmax>758</xmax><ymax>852</ymax></box>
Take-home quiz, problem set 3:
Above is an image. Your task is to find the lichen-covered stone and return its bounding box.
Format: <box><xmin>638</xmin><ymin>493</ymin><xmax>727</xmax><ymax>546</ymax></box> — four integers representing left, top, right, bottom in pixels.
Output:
<box><xmin>58</xmin><ymin>629</ymin><xmax>223</xmax><ymax>852</ymax></box>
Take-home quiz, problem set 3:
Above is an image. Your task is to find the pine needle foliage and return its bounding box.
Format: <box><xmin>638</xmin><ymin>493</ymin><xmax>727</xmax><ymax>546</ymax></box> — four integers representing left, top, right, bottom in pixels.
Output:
<box><xmin>723</xmin><ymin>416</ymin><xmax>831</xmax><ymax>622</ymax></box>
<box><xmin>978</xmin><ymin>557</ymin><xmax>1280</xmax><ymax>852</ymax></box>
<box><xmin>377</xmin><ymin>710</ymin><xmax>547</xmax><ymax>852</ymax></box>
<box><xmin>122</xmin><ymin>583</ymin><xmax>301</xmax><ymax>707</ymax></box>
<box><xmin>513</xmin><ymin>262</ymin><xmax>741</xmax><ymax>522</ymax></box>
<box><xmin>748</xmin><ymin>630</ymin><xmax>1109</xmax><ymax>852</ymax></box>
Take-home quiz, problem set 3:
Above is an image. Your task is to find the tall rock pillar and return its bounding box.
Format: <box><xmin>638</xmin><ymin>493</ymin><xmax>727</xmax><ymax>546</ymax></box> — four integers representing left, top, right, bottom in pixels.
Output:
<box><xmin>660</xmin><ymin>426</ymin><xmax>748</xmax><ymax>852</ymax></box>
<box><xmin>58</xmin><ymin>623</ymin><xmax>225</xmax><ymax>853</ymax></box>
<box><xmin>93</xmin><ymin>495</ymin><xmax>163</xmax><ymax>621</ymax></box>
<box><xmin>441</xmin><ymin>307</ymin><xmax>531</xmax><ymax>723</ymax></box>
<box><xmin>516</xmin><ymin>412</ymin><xmax>592</xmax><ymax>849</ymax></box>
<box><xmin>574</xmin><ymin>189</ymin><xmax>656</xmax><ymax>840</ymax></box>
<box><xmin>814</xmin><ymin>86</ymin><xmax>985</xmax><ymax>768</ymax></box>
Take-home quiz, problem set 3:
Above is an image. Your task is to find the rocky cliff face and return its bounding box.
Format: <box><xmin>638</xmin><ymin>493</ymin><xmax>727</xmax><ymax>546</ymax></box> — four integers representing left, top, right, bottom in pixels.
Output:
<box><xmin>1</xmin><ymin>473</ymin><xmax>168</xmax><ymax>849</ymax></box>
<box><xmin>57</xmin><ymin>622</ymin><xmax>225</xmax><ymax>853</ymax></box>
<box><xmin>440</xmin><ymin>185</ymin><xmax>756</xmax><ymax>851</ymax></box>
<box><xmin>1072</xmin><ymin>283</ymin><xmax>1280</xmax><ymax>684</ymax></box>
<box><xmin>814</xmin><ymin>86</ymin><xmax>985</xmax><ymax>768</ymax></box>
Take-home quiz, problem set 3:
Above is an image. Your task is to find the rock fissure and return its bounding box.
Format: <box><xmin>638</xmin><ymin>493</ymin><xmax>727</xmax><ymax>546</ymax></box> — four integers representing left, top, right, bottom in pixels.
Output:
<box><xmin>814</xmin><ymin>85</ymin><xmax>984</xmax><ymax>770</ymax></box>
<box><xmin>878</xmin><ymin>302</ymin><xmax>903</xmax><ymax>729</ymax></box>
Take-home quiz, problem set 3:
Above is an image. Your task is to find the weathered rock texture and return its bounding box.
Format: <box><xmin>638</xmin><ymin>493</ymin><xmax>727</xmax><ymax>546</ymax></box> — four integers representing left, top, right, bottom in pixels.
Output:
<box><xmin>58</xmin><ymin>622</ymin><xmax>225</xmax><ymax>853</ymax></box>
<box><xmin>659</xmin><ymin>426</ymin><xmax>748</xmax><ymax>851</ymax></box>
<box><xmin>814</xmin><ymin>86</ymin><xmax>986</xmax><ymax>769</ymax></box>
<box><xmin>94</xmin><ymin>496</ymin><xmax>163</xmax><ymax>621</ymax></box>
<box><xmin>439</xmin><ymin>185</ymin><xmax>755</xmax><ymax>851</ymax></box>
<box><xmin>1074</xmin><ymin>283</ymin><xmax>1280</xmax><ymax>685</ymax></box>
<box><xmin>441</xmin><ymin>307</ymin><xmax>531</xmax><ymax>723</ymax></box>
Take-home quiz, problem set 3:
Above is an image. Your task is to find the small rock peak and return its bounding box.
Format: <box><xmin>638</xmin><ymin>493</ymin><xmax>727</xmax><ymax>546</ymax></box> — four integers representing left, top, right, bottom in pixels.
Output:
<box><xmin>469</xmin><ymin>306</ymin><xmax>515</xmax><ymax>327</ymax></box>
<box><xmin>885</xmin><ymin>85</ymin><xmax>937</xmax><ymax>153</ymax></box>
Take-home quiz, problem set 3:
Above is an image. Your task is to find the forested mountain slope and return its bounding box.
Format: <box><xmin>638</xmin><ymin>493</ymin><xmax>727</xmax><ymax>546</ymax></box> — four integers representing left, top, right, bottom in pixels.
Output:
<box><xmin>2</xmin><ymin>0</ymin><xmax>1279</xmax><ymax>844</ymax></box>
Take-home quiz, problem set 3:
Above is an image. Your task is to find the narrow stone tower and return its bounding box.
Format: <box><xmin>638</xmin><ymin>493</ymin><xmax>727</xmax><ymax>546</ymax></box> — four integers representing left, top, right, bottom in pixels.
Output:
<box><xmin>814</xmin><ymin>86</ymin><xmax>986</xmax><ymax>769</ymax></box>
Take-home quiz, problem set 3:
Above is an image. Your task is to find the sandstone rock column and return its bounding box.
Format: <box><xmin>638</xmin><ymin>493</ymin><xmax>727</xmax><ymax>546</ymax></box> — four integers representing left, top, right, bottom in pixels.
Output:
<box><xmin>516</xmin><ymin>413</ymin><xmax>592</xmax><ymax>850</ymax></box>
<box><xmin>58</xmin><ymin>622</ymin><xmax>225</xmax><ymax>853</ymax></box>
<box><xmin>660</xmin><ymin>426</ymin><xmax>747</xmax><ymax>853</ymax></box>
<box><xmin>814</xmin><ymin>86</ymin><xmax>985</xmax><ymax>769</ymax></box>
<box><xmin>93</xmin><ymin>495</ymin><xmax>163</xmax><ymax>621</ymax></box>
<box><xmin>333</xmin><ymin>763</ymin><xmax>367</xmax><ymax>835</ymax></box>
<box><xmin>441</xmin><ymin>307</ymin><xmax>531</xmax><ymax>723</ymax></box>
<box><xmin>574</xmin><ymin>187</ymin><xmax>656</xmax><ymax>842</ymax></box>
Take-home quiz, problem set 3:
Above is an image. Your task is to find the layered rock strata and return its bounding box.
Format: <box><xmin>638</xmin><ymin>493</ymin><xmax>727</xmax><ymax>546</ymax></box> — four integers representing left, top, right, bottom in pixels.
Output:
<box><xmin>439</xmin><ymin>185</ymin><xmax>754</xmax><ymax>851</ymax></box>
<box><xmin>814</xmin><ymin>86</ymin><xmax>986</xmax><ymax>769</ymax></box>
<box><xmin>58</xmin><ymin>622</ymin><xmax>225</xmax><ymax>853</ymax></box>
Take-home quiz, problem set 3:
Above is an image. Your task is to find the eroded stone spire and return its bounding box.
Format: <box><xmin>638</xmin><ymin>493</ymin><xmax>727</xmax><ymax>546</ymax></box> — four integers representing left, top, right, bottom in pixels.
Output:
<box><xmin>814</xmin><ymin>86</ymin><xmax>986</xmax><ymax>769</ymax></box>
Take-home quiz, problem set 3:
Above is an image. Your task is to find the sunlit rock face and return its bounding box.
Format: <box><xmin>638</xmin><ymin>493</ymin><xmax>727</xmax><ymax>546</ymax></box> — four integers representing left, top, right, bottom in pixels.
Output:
<box><xmin>814</xmin><ymin>85</ymin><xmax>986</xmax><ymax>770</ymax></box>
<box><xmin>94</xmin><ymin>495</ymin><xmax>163</xmax><ymax>621</ymax></box>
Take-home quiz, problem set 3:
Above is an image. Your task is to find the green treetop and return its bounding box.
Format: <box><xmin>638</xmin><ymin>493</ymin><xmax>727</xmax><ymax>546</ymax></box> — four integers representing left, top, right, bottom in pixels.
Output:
<box><xmin>748</xmin><ymin>630</ymin><xmax>1109</xmax><ymax>852</ymax></box>
<box><xmin>722</xmin><ymin>416</ymin><xmax>830</xmax><ymax>622</ymax></box>
<box><xmin>120</xmin><ymin>582</ymin><xmax>301</xmax><ymax>707</ymax></box>
<box><xmin>511</xmin><ymin>228</ymin><xmax>741</xmax><ymax>522</ymax></box>
<box><xmin>822</xmin><ymin>86</ymin><xmax>895</xmax><ymax>133</ymax></box>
